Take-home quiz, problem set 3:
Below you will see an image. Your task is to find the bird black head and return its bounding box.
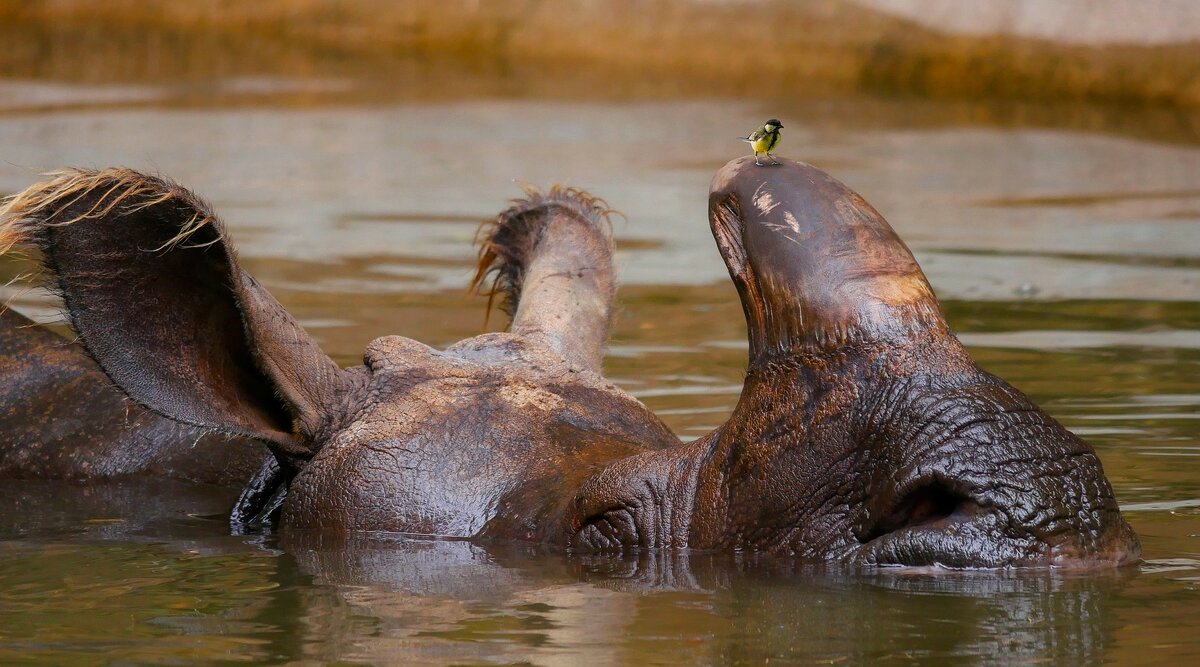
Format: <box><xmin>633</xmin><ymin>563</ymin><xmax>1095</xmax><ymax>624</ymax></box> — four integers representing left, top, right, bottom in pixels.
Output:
<box><xmin>764</xmin><ymin>119</ymin><xmax>783</xmax><ymax>130</ymax></box>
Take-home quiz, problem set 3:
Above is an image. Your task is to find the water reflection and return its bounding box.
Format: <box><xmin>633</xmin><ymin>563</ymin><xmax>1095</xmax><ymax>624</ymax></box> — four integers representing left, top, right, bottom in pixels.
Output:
<box><xmin>271</xmin><ymin>533</ymin><xmax>1133</xmax><ymax>666</ymax></box>
<box><xmin>0</xmin><ymin>478</ymin><xmax>1144</xmax><ymax>666</ymax></box>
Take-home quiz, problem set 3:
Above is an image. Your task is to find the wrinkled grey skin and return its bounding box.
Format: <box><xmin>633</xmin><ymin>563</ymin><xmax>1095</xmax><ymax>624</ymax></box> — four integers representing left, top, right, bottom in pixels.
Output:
<box><xmin>678</xmin><ymin>157</ymin><xmax>1140</xmax><ymax>567</ymax></box>
<box><xmin>0</xmin><ymin>171</ymin><xmax>680</xmax><ymax>538</ymax></box>
<box><xmin>0</xmin><ymin>162</ymin><xmax>1139</xmax><ymax>568</ymax></box>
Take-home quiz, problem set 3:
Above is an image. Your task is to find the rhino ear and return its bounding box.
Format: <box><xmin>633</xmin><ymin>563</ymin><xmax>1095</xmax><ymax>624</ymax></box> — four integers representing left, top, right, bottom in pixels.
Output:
<box><xmin>0</xmin><ymin>169</ymin><xmax>347</xmax><ymax>464</ymax></box>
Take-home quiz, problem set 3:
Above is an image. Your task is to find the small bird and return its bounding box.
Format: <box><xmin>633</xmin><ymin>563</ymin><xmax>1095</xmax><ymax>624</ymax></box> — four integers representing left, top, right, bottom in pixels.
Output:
<box><xmin>741</xmin><ymin>119</ymin><xmax>783</xmax><ymax>166</ymax></box>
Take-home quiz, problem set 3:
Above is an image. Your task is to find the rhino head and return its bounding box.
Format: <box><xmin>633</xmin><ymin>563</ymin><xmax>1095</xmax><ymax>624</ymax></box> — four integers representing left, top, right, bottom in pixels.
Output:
<box><xmin>678</xmin><ymin>157</ymin><xmax>1140</xmax><ymax>566</ymax></box>
<box><xmin>0</xmin><ymin>160</ymin><xmax>1138</xmax><ymax>568</ymax></box>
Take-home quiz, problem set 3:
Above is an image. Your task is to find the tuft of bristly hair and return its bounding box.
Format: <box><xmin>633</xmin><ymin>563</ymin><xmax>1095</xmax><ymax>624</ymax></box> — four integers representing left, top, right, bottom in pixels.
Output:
<box><xmin>0</xmin><ymin>167</ymin><xmax>221</xmax><ymax>263</ymax></box>
<box><xmin>471</xmin><ymin>184</ymin><xmax>616</xmax><ymax>324</ymax></box>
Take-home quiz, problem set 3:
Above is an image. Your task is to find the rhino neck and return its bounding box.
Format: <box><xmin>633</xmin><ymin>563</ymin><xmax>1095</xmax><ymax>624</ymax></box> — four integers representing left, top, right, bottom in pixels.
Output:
<box><xmin>682</xmin><ymin>157</ymin><xmax>962</xmax><ymax>550</ymax></box>
<box><xmin>709</xmin><ymin>156</ymin><xmax>949</xmax><ymax>363</ymax></box>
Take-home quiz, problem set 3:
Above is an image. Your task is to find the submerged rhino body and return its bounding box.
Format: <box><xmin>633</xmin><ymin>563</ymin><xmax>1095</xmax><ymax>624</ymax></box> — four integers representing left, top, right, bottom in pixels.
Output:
<box><xmin>0</xmin><ymin>308</ymin><xmax>268</xmax><ymax>485</ymax></box>
<box><xmin>0</xmin><ymin>160</ymin><xmax>1139</xmax><ymax>567</ymax></box>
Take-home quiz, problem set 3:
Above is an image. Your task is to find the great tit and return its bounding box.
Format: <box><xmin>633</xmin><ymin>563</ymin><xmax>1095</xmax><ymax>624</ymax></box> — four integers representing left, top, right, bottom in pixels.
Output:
<box><xmin>741</xmin><ymin>119</ymin><xmax>783</xmax><ymax>166</ymax></box>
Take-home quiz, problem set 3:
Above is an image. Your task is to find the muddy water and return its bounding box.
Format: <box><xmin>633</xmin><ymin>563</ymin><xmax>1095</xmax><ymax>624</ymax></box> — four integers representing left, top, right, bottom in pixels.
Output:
<box><xmin>1</xmin><ymin>72</ymin><xmax>1199</xmax><ymax>664</ymax></box>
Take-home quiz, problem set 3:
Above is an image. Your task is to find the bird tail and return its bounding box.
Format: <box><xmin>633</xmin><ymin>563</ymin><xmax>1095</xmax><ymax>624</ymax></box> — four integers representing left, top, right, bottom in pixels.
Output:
<box><xmin>738</xmin><ymin>137</ymin><xmax>753</xmax><ymax>143</ymax></box>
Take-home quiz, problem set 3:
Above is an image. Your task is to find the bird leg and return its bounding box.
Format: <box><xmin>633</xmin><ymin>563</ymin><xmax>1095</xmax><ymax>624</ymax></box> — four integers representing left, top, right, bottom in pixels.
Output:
<box><xmin>769</xmin><ymin>153</ymin><xmax>780</xmax><ymax>165</ymax></box>
<box><xmin>755</xmin><ymin>154</ymin><xmax>764</xmax><ymax>166</ymax></box>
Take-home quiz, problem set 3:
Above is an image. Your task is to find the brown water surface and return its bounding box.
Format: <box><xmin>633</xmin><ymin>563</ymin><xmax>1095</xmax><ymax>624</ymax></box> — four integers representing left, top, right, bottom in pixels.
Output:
<box><xmin>1</xmin><ymin>57</ymin><xmax>1199</xmax><ymax>665</ymax></box>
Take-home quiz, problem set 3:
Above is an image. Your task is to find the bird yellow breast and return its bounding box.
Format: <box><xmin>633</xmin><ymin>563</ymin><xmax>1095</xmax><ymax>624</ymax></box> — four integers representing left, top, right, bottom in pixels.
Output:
<box><xmin>752</xmin><ymin>133</ymin><xmax>779</xmax><ymax>154</ymax></box>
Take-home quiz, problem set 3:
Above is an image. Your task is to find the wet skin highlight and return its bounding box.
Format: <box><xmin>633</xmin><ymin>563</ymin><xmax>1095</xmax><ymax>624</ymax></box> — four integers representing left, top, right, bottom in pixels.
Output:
<box><xmin>0</xmin><ymin>160</ymin><xmax>1139</xmax><ymax>567</ymax></box>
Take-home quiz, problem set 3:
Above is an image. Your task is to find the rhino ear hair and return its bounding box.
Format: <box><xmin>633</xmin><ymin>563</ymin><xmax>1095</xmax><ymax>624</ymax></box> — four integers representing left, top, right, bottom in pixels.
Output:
<box><xmin>0</xmin><ymin>168</ymin><xmax>348</xmax><ymax>465</ymax></box>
